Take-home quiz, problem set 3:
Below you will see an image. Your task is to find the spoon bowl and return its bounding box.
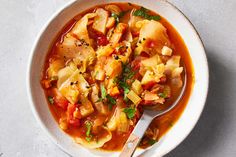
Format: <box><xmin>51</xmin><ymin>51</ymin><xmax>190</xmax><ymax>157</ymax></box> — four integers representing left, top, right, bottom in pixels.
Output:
<box><xmin>119</xmin><ymin>69</ymin><xmax>187</xmax><ymax>157</ymax></box>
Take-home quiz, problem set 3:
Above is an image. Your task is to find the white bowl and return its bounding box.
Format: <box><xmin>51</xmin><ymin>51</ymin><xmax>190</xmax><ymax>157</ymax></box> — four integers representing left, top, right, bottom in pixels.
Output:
<box><xmin>27</xmin><ymin>0</ymin><xmax>209</xmax><ymax>156</ymax></box>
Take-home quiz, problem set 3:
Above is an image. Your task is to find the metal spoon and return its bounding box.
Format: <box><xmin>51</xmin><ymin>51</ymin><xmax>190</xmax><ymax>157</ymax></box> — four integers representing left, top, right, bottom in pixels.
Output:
<box><xmin>119</xmin><ymin>72</ymin><xmax>187</xmax><ymax>157</ymax></box>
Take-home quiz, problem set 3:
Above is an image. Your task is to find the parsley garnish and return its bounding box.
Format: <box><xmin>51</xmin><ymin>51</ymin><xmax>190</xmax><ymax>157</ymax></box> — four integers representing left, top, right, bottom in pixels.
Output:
<box><xmin>123</xmin><ymin>107</ymin><xmax>136</xmax><ymax>119</ymax></box>
<box><xmin>133</xmin><ymin>7</ymin><xmax>161</xmax><ymax>21</ymax></box>
<box><xmin>101</xmin><ymin>84</ymin><xmax>107</xmax><ymax>99</ymax></box>
<box><xmin>86</xmin><ymin>136</ymin><xmax>92</xmax><ymax>142</ymax></box>
<box><xmin>98</xmin><ymin>85</ymin><xmax>116</xmax><ymax>110</ymax></box>
<box><xmin>48</xmin><ymin>96</ymin><xmax>54</xmax><ymax>104</ymax></box>
<box><xmin>85</xmin><ymin>121</ymin><xmax>93</xmax><ymax>142</ymax></box>
<box><xmin>118</xmin><ymin>80</ymin><xmax>130</xmax><ymax>93</ymax></box>
<box><xmin>158</xmin><ymin>92</ymin><xmax>167</xmax><ymax>98</ymax></box>
<box><xmin>117</xmin><ymin>45</ymin><xmax>124</xmax><ymax>51</ymax></box>
<box><xmin>106</xmin><ymin>94</ymin><xmax>116</xmax><ymax>110</ymax></box>
<box><xmin>122</xmin><ymin>63</ymin><xmax>135</xmax><ymax>81</ymax></box>
<box><xmin>116</xmin><ymin>63</ymin><xmax>136</xmax><ymax>101</ymax></box>
<box><xmin>111</xmin><ymin>10</ymin><xmax>129</xmax><ymax>24</ymax></box>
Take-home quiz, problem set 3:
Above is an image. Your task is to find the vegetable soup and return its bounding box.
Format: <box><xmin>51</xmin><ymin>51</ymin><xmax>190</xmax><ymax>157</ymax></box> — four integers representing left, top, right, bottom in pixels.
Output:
<box><xmin>41</xmin><ymin>3</ymin><xmax>194</xmax><ymax>151</ymax></box>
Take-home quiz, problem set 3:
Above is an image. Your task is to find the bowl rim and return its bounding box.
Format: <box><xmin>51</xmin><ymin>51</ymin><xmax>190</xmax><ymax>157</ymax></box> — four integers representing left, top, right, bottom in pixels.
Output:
<box><xmin>26</xmin><ymin>0</ymin><xmax>209</xmax><ymax>156</ymax></box>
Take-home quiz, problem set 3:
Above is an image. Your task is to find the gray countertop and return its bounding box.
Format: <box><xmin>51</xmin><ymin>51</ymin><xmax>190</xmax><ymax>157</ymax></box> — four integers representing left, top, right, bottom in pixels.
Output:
<box><xmin>0</xmin><ymin>0</ymin><xmax>236</xmax><ymax>157</ymax></box>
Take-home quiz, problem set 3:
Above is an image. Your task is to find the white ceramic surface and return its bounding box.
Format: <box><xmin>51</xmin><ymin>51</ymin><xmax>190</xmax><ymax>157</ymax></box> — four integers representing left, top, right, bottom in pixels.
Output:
<box><xmin>27</xmin><ymin>0</ymin><xmax>209</xmax><ymax>157</ymax></box>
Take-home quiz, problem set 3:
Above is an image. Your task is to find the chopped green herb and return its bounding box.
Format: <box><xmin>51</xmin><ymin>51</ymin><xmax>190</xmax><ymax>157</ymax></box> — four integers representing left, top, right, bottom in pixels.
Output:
<box><xmin>48</xmin><ymin>96</ymin><xmax>54</xmax><ymax>104</ymax></box>
<box><xmin>123</xmin><ymin>107</ymin><xmax>136</xmax><ymax>119</ymax></box>
<box><xmin>111</xmin><ymin>10</ymin><xmax>129</xmax><ymax>24</ymax></box>
<box><xmin>101</xmin><ymin>84</ymin><xmax>107</xmax><ymax>99</ymax></box>
<box><xmin>98</xmin><ymin>85</ymin><xmax>116</xmax><ymax>110</ymax></box>
<box><xmin>95</xmin><ymin>97</ymin><xmax>103</xmax><ymax>103</ymax></box>
<box><xmin>115</xmin><ymin>62</ymin><xmax>136</xmax><ymax>101</ymax></box>
<box><xmin>119</xmin><ymin>81</ymin><xmax>130</xmax><ymax>93</ymax></box>
<box><xmin>133</xmin><ymin>7</ymin><xmax>161</xmax><ymax>21</ymax></box>
<box><xmin>85</xmin><ymin>121</ymin><xmax>92</xmax><ymax>136</ymax></box>
<box><xmin>85</xmin><ymin>121</ymin><xmax>93</xmax><ymax>142</ymax></box>
<box><xmin>148</xmin><ymin>138</ymin><xmax>157</xmax><ymax>145</ymax></box>
<box><xmin>117</xmin><ymin>45</ymin><xmax>124</xmax><ymax>50</ymax></box>
<box><xmin>85</xmin><ymin>136</ymin><xmax>92</xmax><ymax>142</ymax></box>
<box><xmin>122</xmin><ymin>62</ymin><xmax>135</xmax><ymax>81</ymax></box>
<box><xmin>106</xmin><ymin>94</ymin><xmax>116</xmax><ymax>105</ymax></box>
<box><xmin>111</xmin><ymin>13</ymin><xmax>119</xmax><ymax>23</ymax></box>
<box><xmin>158</xmin><ymin>92</ymin><xmax>167</xmax><ymax>98</ymax></box>
<box><xmin>106</xmin><ymin>94</ymin><xmax>116</xmax><ymax>110</ymax></box>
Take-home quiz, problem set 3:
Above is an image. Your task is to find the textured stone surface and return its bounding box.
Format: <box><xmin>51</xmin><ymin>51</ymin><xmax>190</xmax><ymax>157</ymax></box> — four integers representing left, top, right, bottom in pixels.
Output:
<box><xmin>0</xmin><ymin>0</ymin><xmax>235</xmax><ymax>156</ymax></box>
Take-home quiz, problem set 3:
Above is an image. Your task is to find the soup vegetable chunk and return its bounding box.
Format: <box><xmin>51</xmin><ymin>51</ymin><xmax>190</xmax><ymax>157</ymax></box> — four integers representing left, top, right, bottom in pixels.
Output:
<box><xmin>41</xmin><ymin>3</ymin><xmax>194</xmax><ymax>151</ymax></box>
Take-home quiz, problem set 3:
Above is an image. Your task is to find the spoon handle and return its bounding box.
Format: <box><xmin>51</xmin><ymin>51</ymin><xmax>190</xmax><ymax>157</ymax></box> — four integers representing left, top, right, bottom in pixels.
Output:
<box><xmin>119</xmin><ymin>113</ymin><xmax>153</xmax><ymax>157</ymax></box>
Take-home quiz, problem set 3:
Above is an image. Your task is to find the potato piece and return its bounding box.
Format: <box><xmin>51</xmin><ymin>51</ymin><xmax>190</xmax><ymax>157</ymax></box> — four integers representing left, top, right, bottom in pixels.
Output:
<box><xmin>107</xmin><ymin>106</ymin><xmax>130</xmax><ymax>133</ymax></box>
<box><xmin>161</xmin><ymin>46</ymin><xmax>172</xmax><ymax>56</ymax></box>
<box><xmin>131</xmin><ymin>80</ymin><xmax>143</xmax><ymax>95</ymax></box>
<box><xmin>106</xmin><ymin>108</ymin><xmax>118</xmax><ymax>131</ymax></box>
<box><xmin>110</xmin><ymin>23</ymin><xmax>128</xmax><ymax>44</ymax></box>
<box><xmin>105</xmin><ymin>58</ymin><xmax>122</xmax><ymax>77</ymax></box>
<box><xmin>153</xmin><ymin>63</ymin><xmax>165</xmax><ymax>76</ymax></box>
<box><xmin>105</xmin><ymin>78</ymin><xmax>116</xmax><ymax>91</ymax></box>
<box><xmin>79</xmin><ymin>96</ymin><xmax>94</xmax><ymax>117</ymax></box>
<box><xmin>106</xmin><ymin>17</ymin><xmax>115</xmax><ymax>29</ymax></box>
<box><xmin>96</xmin><ymin>44</ymin><xmax>114</xmax><ymax>58</ymax></box>
<box><xmin>117</xmin><ymin>112</ymin><xmax>129</xmax><ymax>133</ymax></box>
<box><xmin>107</xmin><ymin>27</ymin><xmax>115</xmax><ymax>41</ymax></box>
<box><xmin>94</xmin><ymin>68</ymin><xmax>106</xmax><ymax>81</ymax></box>
<box><xmin>73</xmin><ymin>108</ymin><xmax>81</xmax><ymax>119</ymax></box>
<box><xmin>59</xmin><ymin>117</ymin><xmax>68</xmax><ymax>130</ymax></box>
<box><xmin>117</xmin><ymin>42</ymin><xmax>132</xmax><ymax>63</ymax></box>
<box><xmin>165</xmin><ymin>55</ymin><xmax>183</xmax><ymax>78</ymax></box>
<box><xmin>166</xmin><ymin>56</ymin><xmax>181</xmax><ymax>70</ymax></box>
<box><xmin>126</xmin><ymin>90</ymin><xmax>141</xmax><ymax>105</ymax></box>
<box><xmin>60</xmin><ymin>85</ymin><xmax>80</xmax><ymax>105</ymax></box>
<box><xmin>141</xmin><ymin>70</ymin><xmax>156</xmax><ymax>85</ymax></box>
<box><xmin>92</xmin><ymin>8</ymin><xmax>109</xmax><ymax>34</ymax></box>
<box><xmin>47</xmin><ymin>59</ymin><xmax>64</xmax><ymax>78</ymax></box>
<box><xmin>172</xmin><ymin>67</ymin><xmax>183</xmax><ymax>78</ymax></box>
<box><xmin>108</xmin><ymin>86</ymin><xmax>120</xmax><ymax>96</ymax></box>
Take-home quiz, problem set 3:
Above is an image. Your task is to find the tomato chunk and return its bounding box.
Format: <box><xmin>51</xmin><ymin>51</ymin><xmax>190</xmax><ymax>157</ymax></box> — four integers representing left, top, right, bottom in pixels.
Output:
<box><xmin>142</xmin><ymin>81</ymin><xmax>156</xmax><ymax>90</ymax></box>
<box><xmin>54</xmin><ymin>95</ymin><xmax>69</xmax><ymax>110</ymax></box>
<box><xmin>97</xmin><ymin>34</ymin><xmax>109</xmax><ymax>46</ymax></box>
<box><xmin>67</xmin><ymin>104</ymin><xmax>80</xmax><ymax>127</ymax></box>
